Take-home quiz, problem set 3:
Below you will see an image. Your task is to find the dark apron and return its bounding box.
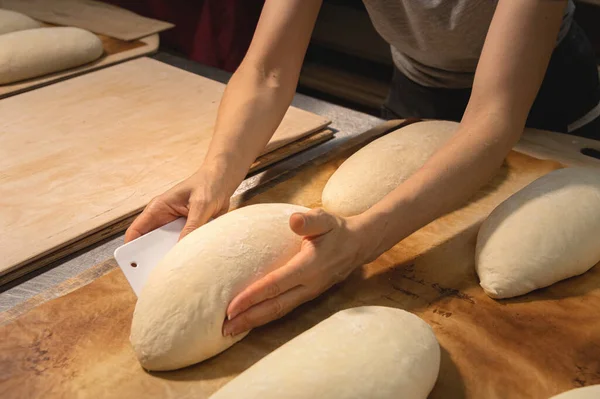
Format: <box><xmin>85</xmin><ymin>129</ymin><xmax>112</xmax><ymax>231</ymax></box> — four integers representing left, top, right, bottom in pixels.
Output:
<box><xmin>382</xmin><ymin>22</ymin><xmax>600</xmax><ymax>140</ymax></box>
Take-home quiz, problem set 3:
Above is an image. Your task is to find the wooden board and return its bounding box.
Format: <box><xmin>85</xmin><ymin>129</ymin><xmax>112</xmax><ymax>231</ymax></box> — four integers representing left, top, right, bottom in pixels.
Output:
<box><xmin>0</xmin><ymin>57</ymin><xmax>331</xmax><ymax>284</ymax></box>
<box><xmin>1</xmin><ymin>121</ymin><xmax>599</xmax><ymax>399</ymax></box>
<box><xmin>0</xmin><ymin>0</ymin><xmax>174</xmax><ymax>41</ymax></box>
<box><xmin>0</xmin><ymin>128</ymin><xmax>334</xmax><ymax>287</ymax></box>
<box><xmin>249</xmin><ymin>128</ymin><xmax>334</xmax><ymax>172</ymax></box>
<box><xmin>0</xmin><ymin>31</ymin><xmax>160</xmax><ymax>99</ymax></box>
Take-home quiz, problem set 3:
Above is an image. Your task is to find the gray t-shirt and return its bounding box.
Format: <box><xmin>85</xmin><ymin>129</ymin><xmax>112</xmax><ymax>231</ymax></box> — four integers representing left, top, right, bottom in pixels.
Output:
<box><xmin>362</xmin><ymin>0</ymin><xmax>575</xmax><ymax>88</ymax></box>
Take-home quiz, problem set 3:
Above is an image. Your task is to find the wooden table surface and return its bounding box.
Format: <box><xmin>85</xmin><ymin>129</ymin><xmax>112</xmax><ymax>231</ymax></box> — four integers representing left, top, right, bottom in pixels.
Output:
<box><xmin>1</xmin><ymin>120</ymin><xmax>599</xmax><ymax>398</ymax></box>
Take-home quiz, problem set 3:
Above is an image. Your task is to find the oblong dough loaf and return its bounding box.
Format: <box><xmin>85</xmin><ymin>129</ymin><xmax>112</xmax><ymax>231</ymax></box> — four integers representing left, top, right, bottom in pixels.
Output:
<box><xmin>322</xmin><ymin>120</ymin><xmax>457</xmax><ymax>216</ymax></box>
<box><xmin>476</xmin><ymin>168</ymin><xmax>600</xmax><ymax>299</ymax></box>
<box><xmin>0</xmin><ymin>9</ymin><xmax>41</xmax><ymax>35</ymax></box>
<box><xmin>549</xmin><ymin>385</ymin><xmax>600</xmax><ymax>399</ymax></box>
<box><xmin>210</xmin><ymin>306</ymin><xmax>440</xmax><ymax>399</ymax></box>
<box><xmin>0</xmin><ymin>27</ymin><xmax>103</xmax><ymax>84</ymax></box>
<box><xmin>130</xmin><ymin>203</ymin><xmax>309</xmax><ymax>371</ymax></box>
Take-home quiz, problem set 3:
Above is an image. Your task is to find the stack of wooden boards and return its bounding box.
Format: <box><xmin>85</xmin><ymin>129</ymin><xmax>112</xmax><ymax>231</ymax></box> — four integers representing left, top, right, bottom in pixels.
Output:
<box><xmin>1</xmin><ymin>120</ymin><xmax>599</xmax><ymax>398</ymax></box>
<box><xmin>0</xmin><ymin>56</ymin><xmax>333</xmax><ymax>286</ymax></box>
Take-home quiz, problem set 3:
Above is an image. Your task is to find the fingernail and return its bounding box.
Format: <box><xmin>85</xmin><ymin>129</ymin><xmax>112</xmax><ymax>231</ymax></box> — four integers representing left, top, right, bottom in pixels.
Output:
<box><xmin>223</xmin><ymin>325</ymin><xmax>232</xmax><ymax>337</ymax></box>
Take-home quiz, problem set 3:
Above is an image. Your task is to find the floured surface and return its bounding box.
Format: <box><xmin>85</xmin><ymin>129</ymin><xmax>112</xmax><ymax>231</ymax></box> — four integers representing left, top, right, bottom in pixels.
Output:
<box><xmin>0</xmin><ymin>57</ymin><xmax>330</xmax><ymax>281</ymax></box>
<box><xmin>1</xmin><ymin>146</ymin><xmax>599</xmax><ymax>398</ymax></box>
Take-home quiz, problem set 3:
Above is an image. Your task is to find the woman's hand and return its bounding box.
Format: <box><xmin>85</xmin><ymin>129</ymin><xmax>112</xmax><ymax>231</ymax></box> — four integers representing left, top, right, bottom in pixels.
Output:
<box><xmin>124</xmin><ymin>169</ymin><xmax>232</xmax><ymax>243</ymax></box>
<box><xmin>222</xmin><ymin>208</ymin><xmax>380</xmax><ymax>337</ymax></box>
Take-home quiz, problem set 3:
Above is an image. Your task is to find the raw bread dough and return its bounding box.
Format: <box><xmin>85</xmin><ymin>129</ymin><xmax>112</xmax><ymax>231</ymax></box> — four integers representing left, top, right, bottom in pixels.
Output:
<box><xmin>210</xmin><ymin>306</ymin><xmax>440</xmax><ymax>399</ymax></box>
<box><xmin>0</xmin><ymin>9</ymin><xmax>41</xmax><ymax>35</ymax></box>
<box><xmin>322</xmin><ymin>120</ymin><xmax>457</xmax><ymax>216</ymax></box>
<box><xmin>130</xmin><ymin>203</ymin><xmax>309</xmax><ymax>371</ymax></box>
<box><xmin>549</xmin><ymin>385</ymin><xmax>600</xmax><ymax>399</ymax></box>
<box><xmin>0</xmin><ymin>27</ymin><xmax>103</xmax><ymax>84</ymax></box>
<box><xmin>476</xmin><ymin>167</ymin><xmax>600</xmax><ymax>299</ymax></box>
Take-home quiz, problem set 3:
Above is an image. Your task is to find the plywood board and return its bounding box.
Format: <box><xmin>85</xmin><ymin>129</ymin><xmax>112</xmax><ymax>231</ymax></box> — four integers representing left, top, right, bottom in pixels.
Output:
<box><xmin>0</xmin><ymin>33</ymin><xmax>159</xmax><ymax>99</ymax></box>
<box><xmin>0</xmin><ymin>128</ymin><xmax>334</xmax><ymax>286</ymax></box>
<box><xmin>0</xmin><ymin>0</ymin><xmax>174</xmax><ymax>40</ymax></box>
<box><xmin>249</xmin><ymin>128</ymin><xmax>334</xmax><ymax>172</ymax></box>
<box><xmin>0</xmin><ymin>57</ymin><xmax>331</xmax><ymax>283</ymax></box>
<box><xmin>1</xmin><ymin>121</ymin><xmax>598</xmax><ymax>398</ymax></box>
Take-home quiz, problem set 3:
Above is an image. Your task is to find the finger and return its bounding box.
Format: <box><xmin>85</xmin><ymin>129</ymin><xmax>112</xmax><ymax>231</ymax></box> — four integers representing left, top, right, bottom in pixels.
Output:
<box><xmin>222</xmin><ymin>285</ymin><xmax>314</xmax><ymax>337</ymax></box>
<box><xmin>226</xmin><ymin>249</ymin><xmax>315</xmax><ymax>319</ymax></box>
<box><xmin>125</xmin><ymin>201</ymin><xmax>179</xmax><ymax>243</ymax></box>
<box><xmin>290</xmin><ymin>208</ymin><xmax>337</xmax><ymax>237</ymax></box>
<box><xmin>178</xmin><ymin>200</ymin><xmax>214</xmax><ymax>240</ymax></box>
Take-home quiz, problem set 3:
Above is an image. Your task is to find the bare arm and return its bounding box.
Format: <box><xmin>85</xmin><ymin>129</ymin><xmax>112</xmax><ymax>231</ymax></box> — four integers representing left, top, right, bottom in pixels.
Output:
<box><xmin>361</xmin><ymin>0</ymin><xmax>567</xmax><ymax>257</ymax></box>
<box><xmin>125</xmin><ymin>0</ymin><xmax>321</xmax><ymax>241</ymax></box>
<box><xmin>203</xmin><ymin>0</ymin><xmax>322</xmax><ymax>196</ymax></box>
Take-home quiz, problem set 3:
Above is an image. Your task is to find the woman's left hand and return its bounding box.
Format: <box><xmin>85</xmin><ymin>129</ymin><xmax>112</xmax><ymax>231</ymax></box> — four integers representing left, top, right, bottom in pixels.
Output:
<box><xmin>222</xmin><ymin>208</ymin><xmax>378</xmax><ymax>337</ymax></box>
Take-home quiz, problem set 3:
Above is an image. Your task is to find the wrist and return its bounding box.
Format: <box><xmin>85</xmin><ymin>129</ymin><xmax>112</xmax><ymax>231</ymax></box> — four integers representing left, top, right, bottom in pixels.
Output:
<box><xmin>200</xmin><ymin>153</ymin><xmax>246</xmax><ymax>196</ymax></box>
<box><xmin>351</xmin><ymin>193</ymin><xmax>418</xmax><ymax>263</ymax></box>
<box><xmin>349</xmin><ymin>210</ymin><xmax>389</xmax><ymax>264</ymax></box>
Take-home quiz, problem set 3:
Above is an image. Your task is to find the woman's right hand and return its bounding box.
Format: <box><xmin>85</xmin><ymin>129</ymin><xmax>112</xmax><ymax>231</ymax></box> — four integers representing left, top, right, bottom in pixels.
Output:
<box><xmin>124</xmin><ymin>169</ymin><xmax>231</xmax><ymax>243</ymax></box>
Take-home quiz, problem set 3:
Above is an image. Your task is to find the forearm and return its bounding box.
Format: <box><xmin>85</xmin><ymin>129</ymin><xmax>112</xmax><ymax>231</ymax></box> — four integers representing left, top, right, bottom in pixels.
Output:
<box><xmin>201</xmin><ymin>64</ymin><xmax>296</xmax><ymax>195</ymax></box>
<box><xmin>355</xmin><ymin>0</ymin><xmax>565</xmax><ymax>261</ymax></box>
<box><xmin>197</xmin><ymin>0</ymin><xmax>321</xmax><ymax>196</ymax></box>
<box><xmin>358</xmin><ymin>111</ymin><xmax>518</xmax><ymax>260</ymax></box>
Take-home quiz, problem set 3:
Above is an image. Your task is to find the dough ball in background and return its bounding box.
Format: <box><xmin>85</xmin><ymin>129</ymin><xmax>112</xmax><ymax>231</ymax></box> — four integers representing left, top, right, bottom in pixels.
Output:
<box><xmin>476</xmin><ymin>167</ymin><xmax>600</xmax><ymax>299</ymax></box>
<box><xmin>0</xmin><ymin>27</ymin><xmax>104</xmax><ymax>85</ymax></box>
<box><xmin>210</xmin><ymin>306</ymin><xmax>440</xmax><ymax>399</ymax></box>
<box><xmin>322</xmin><ymin>120</ymin><xmax>457</xmax><ymax>217</ymax></box>
<box><xmin>549</xmin><ymin>385</ymin><xmax>600</xmax><ymax>399</ymax></box>
<box><xmin>130</xmin><ymin>203</ymin><xmax>308</xmax><ymax>371</ymax></box>
<box><xmin>0</xmin><ymin>9</ymin><xmax>41</xmax><ymax>35</ymax></box>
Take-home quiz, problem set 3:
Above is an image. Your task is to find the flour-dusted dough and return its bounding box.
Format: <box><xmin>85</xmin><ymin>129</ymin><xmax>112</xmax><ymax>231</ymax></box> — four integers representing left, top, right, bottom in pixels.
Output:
<box><xmin>210</xmin><ymin>306</ymin><xmax>440</xmax><ymax>399</ymax></box>
<box><xmin>322</xmin><ymin>120</ymin><xmax>457</xmax><ymax>216</ymax></box>
<box><xmin>130</xmin><ymin>203</ymin><xmax>309</xmax><ymax>371</ymax></box>
<box><xmin>476</xmin><ymin>168</ymin><xmax>600</xmax><ymax>299</ymax></box>
<box><xmin>0</xmin><ymin>9</ymin><xmax>41</xmax><ymax>35</ymax></box>
<box><xmin>549</xmin><ymin>385</ymin><xmax>600</xmax><ymax>399</ymax></box>
<box><xmin>0</xmin><ymin>27</ymin><xmax>103</xmax><ymax>84</ymax></box>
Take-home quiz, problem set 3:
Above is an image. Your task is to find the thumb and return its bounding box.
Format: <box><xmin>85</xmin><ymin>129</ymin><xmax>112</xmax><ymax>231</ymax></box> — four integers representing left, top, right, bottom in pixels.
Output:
<box><xmin>179</xmin><ymin>201</ymin><xmax>212</xmax><ymax>240</ymax></box>
<box><xmin>290</xmin><ymin>208</ymin><xmax>337</xmax><ymax>237</ymax></box>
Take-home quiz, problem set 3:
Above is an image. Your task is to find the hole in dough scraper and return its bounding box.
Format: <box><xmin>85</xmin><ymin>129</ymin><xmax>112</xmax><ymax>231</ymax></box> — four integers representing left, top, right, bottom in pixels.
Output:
<box><xmin>114</xmin><ymin>217</ymin><xmax>187</xmax><ymax>296</ymax></box>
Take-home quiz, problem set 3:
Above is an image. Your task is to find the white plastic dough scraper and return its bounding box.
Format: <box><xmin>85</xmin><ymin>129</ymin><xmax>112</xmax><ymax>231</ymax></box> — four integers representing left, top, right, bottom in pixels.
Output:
<box><xmin>114</xmin><ymin>217</ymin><xmax>188</xmax><ymax>296</ymax></box>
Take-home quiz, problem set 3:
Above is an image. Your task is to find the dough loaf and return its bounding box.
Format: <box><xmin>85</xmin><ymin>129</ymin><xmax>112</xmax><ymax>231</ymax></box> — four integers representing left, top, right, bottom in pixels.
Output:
<box><xmin>130</xmin><ymin>203</ymin><xmax>309</xmax><ymax>371</ymax></box>
<box><xmin>0</xmin><ymin>9</ymin><xmax>41</xmax><ymax>35</ymax></box>
<box><xmin>549</xmin><ymin>385</ymin><xmax>600</xmax><ymax>399</ymax></box>
<box><xmin>476</xmin><ymin>168</ymin><xmax>600</xmax><ymax>299</ymax></box>
<box><xmin>0</xmin><ymin>27</ymin><xmax>103</xmax><ymax>84</ymax></box>
<box><xmin>210</xmin><ymin>306</ymin><xmax>440</xmax><ymax>399</ymax></box>
<box><xmin>322</xmin><ymin>120</ymin><xmax>457</xmax><ymax>216</ymax></box>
